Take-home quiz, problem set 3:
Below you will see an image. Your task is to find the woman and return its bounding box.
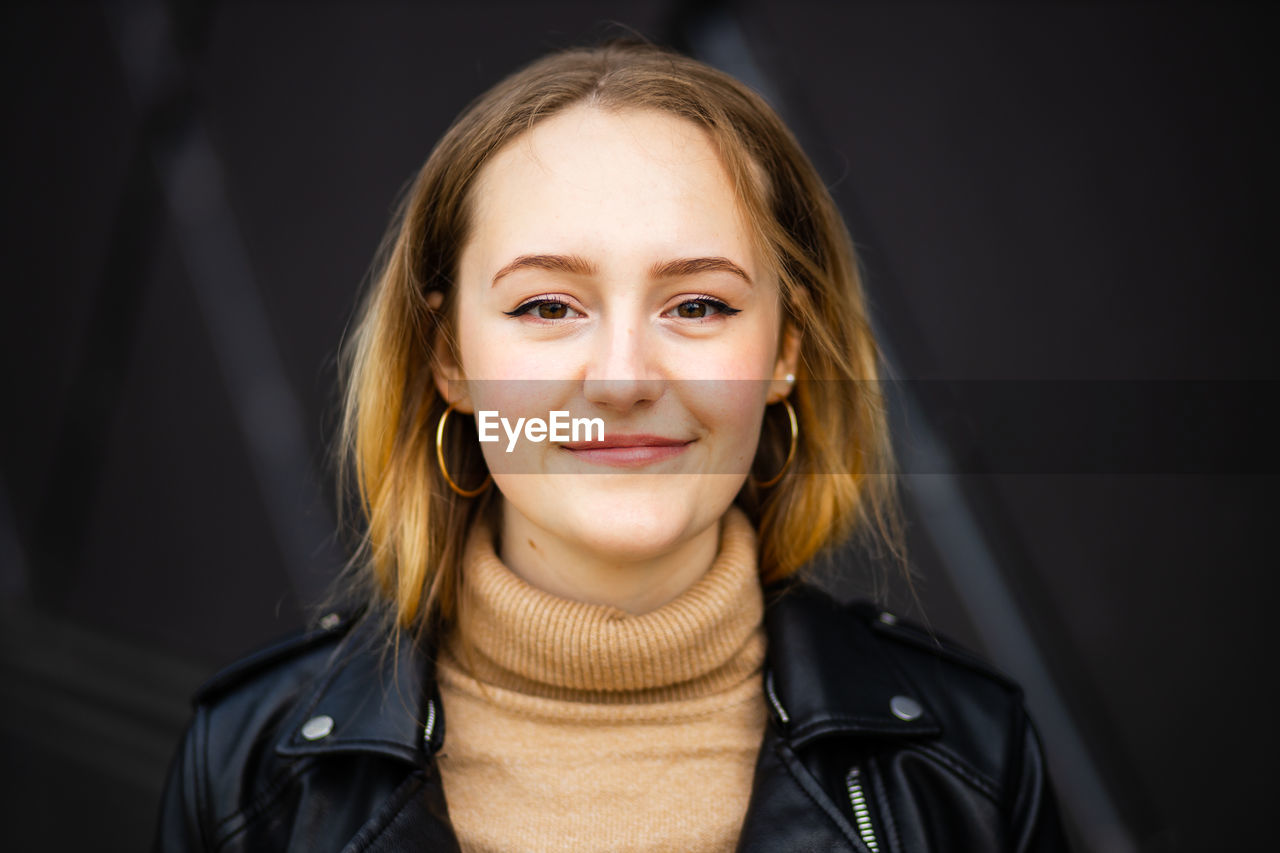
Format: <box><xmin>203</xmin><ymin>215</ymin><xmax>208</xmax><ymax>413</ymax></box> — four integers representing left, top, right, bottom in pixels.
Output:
<box><xmin>155</xmin><ymin>41</ymin><xmax>1068</xmax><ymax>852</ymax></box>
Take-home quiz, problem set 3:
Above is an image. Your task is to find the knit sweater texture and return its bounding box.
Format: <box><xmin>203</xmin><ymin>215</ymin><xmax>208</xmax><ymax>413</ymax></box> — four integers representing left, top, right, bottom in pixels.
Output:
<box><xmin>434</xmin><ymin>505</ymin><xmax>767</xmax><ymax>853</ymax></box>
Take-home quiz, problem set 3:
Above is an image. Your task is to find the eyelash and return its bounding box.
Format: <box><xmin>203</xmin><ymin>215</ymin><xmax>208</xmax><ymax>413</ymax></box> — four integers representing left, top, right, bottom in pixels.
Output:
<box><xmin>504</xmin><ymin>294</ymin><xmax>742</xmax><ymax>321</ymax></box>
<box><xmin>503</xmin><ymin>295</ymin><xmax>575</xmax><ymax>320</ymax></box>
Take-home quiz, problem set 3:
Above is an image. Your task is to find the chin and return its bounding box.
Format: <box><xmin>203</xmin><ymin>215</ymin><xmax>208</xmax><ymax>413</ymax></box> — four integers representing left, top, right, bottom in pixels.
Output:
<box><xmin>497</xmin><ymin>472</ymin><xmax>738</xmax><ymax>564</ymax></box>
<box><xmin>549</xmin><ymin>481</ymin><xmax>707</xmax><ymax>559</ymax></box>
<box><xmin>577</xmin><ymin>499</ymin><xmax>693</xmax><ymax>554</ymax></box>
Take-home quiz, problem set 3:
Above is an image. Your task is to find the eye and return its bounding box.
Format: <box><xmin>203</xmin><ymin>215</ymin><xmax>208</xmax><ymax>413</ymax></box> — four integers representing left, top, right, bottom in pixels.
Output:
<box><xmin>667</xmin><ymin>297</ymin><xmax>741</xmax><ymax>320</ymax></box>
<box><xmin>504</xmin><ymin>297</ymin><xmax>581</xmax><ymax>321</ymax></box>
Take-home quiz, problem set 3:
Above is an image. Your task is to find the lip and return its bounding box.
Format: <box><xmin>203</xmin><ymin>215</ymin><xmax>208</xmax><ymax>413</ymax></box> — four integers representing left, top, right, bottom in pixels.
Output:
<box><xmin>561</xmin><ymin>434</ymin><xmax>693</xmax><ymax>468</ymax></box>
<box><xmin>561</xmin><ymin>434</ymin><xmax>687</xmax><ymax>450</ymax></box>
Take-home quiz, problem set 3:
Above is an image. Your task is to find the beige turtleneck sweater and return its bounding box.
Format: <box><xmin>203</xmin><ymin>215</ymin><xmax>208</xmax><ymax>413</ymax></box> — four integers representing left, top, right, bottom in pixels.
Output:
<box><xmin>434</xmin><ymin>505</ymin><xmax>767</xmax><ymax>853</ymax></box>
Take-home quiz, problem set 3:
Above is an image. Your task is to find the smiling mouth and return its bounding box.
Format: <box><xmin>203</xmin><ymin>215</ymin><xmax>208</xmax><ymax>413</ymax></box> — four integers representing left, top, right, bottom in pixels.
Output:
<box><xmin>560</xmin><ymin>435</ymin><xmax>693</xmax><ymax>468</ymax></box>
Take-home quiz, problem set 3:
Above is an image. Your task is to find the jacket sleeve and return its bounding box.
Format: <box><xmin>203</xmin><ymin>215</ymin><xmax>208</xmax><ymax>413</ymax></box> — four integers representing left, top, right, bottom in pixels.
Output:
<box><xmin>1008</xmin><ymin>708</ymin><xmax>1072</xmax><ymax>852</ymax></box>
<box><xmin>153</xmin><ymin>707</ymin><xmax>210</xmax><ymax>852</ymax></box>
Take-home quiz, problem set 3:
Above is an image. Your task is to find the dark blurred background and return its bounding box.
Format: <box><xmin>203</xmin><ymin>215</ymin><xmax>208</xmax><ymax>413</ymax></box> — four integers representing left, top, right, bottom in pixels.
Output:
<box><xmin>1</xmin><ymin>2</ymin><xmax>1274</xmax><ymax>850</ymax></box>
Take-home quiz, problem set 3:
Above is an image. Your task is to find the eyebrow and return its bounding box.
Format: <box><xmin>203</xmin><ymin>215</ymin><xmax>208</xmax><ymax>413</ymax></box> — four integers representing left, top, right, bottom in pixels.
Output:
<box><xmin>491</xmin><ymin>254</ymin><xmax>752</xmax><ymax>287</ymax></box>
<box><xmin>491</xmin><ymin>254</ymin><xmax>597</xmax><ymax>286</ymax></box>
<box><xmin>650</xmin><ymin>256</ymin><xmax>753</xmax><ymax>285</ymax></box>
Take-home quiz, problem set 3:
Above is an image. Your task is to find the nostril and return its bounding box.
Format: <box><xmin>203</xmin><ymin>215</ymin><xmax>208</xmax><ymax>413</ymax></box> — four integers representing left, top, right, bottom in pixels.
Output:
<box><xmin>582</xmin><ymin>376</ymin><xmax>666</xmax><ymax>410</ymax></box>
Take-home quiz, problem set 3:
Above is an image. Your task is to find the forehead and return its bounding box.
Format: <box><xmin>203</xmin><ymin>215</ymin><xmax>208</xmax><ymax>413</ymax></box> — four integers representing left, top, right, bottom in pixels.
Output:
<box><xmin>462</xmin><ymin>105</ymin><xmax>761</xmax><ymax>273</ymax></box>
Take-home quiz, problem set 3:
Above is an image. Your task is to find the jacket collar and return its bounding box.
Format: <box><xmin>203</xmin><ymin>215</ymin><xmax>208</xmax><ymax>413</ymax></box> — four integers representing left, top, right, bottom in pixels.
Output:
<box><xmin>272</xmin><ymin>580</ymin><xmax>937</xmax><ymax>765</ymax></box>
<box><xmin>275</xmin><ymin>613</ymin><xmax>438</xmax><ymax>765</ymax></box>
<box><xmin>762</xmin><ymin>582</ymin><xmax>940</xmax><ymax>747</ymax></box>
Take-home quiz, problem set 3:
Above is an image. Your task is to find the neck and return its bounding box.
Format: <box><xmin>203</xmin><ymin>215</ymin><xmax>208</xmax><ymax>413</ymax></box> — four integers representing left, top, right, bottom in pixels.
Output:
<box><xmin>496</xmin><ymin>498</ymin><xmax>722</xmax><ymax>615</ymax></box>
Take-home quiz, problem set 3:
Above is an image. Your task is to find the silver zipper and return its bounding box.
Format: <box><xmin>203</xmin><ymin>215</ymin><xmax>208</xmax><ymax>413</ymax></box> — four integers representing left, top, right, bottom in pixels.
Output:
<box><xmin>423</xmin><ymin>698</ymin><xmax>438</xmax><ymax>747</ymax></box>
<box><xmin>765</xmin><ymin>670</ymin><xmax>789</xmax><ymax>724</ymax></box>
<box><xmin>845</xmin><ymin>766</ymin><xmax>880</xmax><ymax>852</ymax></box>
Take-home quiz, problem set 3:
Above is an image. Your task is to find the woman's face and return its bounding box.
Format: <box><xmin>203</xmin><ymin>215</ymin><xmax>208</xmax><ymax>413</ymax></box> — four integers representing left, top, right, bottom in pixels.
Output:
<box><xmin>438</xmin><ymin>104</ymin><xmax>797</xmax><ymax>566</ymax></box>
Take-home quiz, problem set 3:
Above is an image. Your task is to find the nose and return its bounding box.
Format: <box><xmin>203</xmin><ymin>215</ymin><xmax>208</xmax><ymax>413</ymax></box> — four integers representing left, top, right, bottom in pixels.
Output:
<box><xmin>582</xmin><ymin>319</ymin><xmax>665</xmax><ymax>411</ymax></box>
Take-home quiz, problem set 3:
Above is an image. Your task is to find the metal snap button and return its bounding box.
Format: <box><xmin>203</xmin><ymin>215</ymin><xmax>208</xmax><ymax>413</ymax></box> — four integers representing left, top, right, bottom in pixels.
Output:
<box><xmin>301</xmin><ymin>715</ymin><xmax>334</xmax><ymax>741</ymax></box>
<box><xmin>318</xmin><ymin>612</ymin><xmax>341</xmax><ymax>630</ymax></box>
<box><xmin>890</xmin><ymin>695</ymin><xmax>922</xmax><ymax>721</ymax></box>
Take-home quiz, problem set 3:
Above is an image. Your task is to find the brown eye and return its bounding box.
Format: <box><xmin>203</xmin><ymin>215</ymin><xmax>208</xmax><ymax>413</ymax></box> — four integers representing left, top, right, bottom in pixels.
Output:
<box><xmin>503</xmin><ymin>298</ymin><xmax>579</xmax><ymax>320</ymax></box>
<box><xmin>536</xmin><ymin>302</ymin><xmax>568</xmax><ymax>319</ymax></box>
<box><xmin>669</xmin><ymin>298</ymin><xmax>739</xmax><ymax>320</ymax></box>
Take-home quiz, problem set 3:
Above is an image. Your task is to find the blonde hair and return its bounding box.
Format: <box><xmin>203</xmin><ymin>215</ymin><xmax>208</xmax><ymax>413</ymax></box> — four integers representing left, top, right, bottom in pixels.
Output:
<box><xmin>336</xmin><ymin>40</ymin><xmax>906</xmax><ymax>638</ymax></box>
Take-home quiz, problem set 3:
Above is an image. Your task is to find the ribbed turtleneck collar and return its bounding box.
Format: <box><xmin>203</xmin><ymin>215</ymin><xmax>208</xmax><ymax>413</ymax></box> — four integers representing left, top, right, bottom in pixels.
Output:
<box><xmin>445</xmin><ymin>505</ymin><xmax>765</xmax><ymax>704</ymax></box>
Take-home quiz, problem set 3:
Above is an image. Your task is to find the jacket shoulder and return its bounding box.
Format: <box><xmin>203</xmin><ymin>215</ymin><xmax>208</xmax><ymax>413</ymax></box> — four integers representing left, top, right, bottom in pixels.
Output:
<box><xmin>769</xmin><ymin>583</ymin><xmax>1033</xmax><ymax>798</ymax></box>
<box><xmin>859</xmin><ymin>602</ymin><xmax>1021</xmax><ymax>694</ymax></box>
<box><xmin>775</xmin><ymin>582</ymin><xmax>1021</xmax><ymax>695</ymax></box>
<box><xmin>156</xmin><ymin>613</ymin><xmax>359</xmax><ymax>850</ymax></box>
<box><xmin>188</xmin><ymin>613</ymin><xmax>357</xmax><ymax>797</ymax></box>
<box><xmin>188</xmin><ymin>611</ymin><xmax>361</xmax><ymax>789</ymax></box>
<box><xmin>193</xmin><ymin>611</ymin><xmax>352</xmax><ymax>707</ymax></box>
<box><xmin>827</xmin><ymin>594</ymin><xmax>1069</xmax><ymax>849</ymax></box>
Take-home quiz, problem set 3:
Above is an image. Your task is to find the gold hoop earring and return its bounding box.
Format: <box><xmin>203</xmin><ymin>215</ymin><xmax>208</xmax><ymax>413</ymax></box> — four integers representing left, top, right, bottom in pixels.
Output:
<box><xmin>436</xmin><ymin>404</ymin><xmax>492</xmax><ymax>498</ymax></box>
<box><xmin>750</xmin><ymin>396</ymin><xmax>799</xmax><ymax>489</ymax></box>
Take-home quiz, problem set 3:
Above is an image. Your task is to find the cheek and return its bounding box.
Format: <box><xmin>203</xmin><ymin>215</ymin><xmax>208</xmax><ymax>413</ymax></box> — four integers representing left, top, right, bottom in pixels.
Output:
<box><xmin>458</xmin><ymin>326</ymin><xmax>577</xmax><ymax>420</ymax></box>
<box><xmin>456</xmin><ymin>303</ymin><xmax>581</xmax><ymax>383</ymax></box>
<box><xmin>711</xmin><ymin>284</ymin><xmax>785</xmax><ymax>376</ymax></box>
<box><xmin>454</xmin><ymin>297</ymin><xmax>502</xmax><ymax>380</ymax></box>
<box><xmin>690</xmin><ymin>313</ymin><xmax>784</xmax><ymax>383</ymax></box>
<box><xmin>683</xmin><ymin>379</ymin><xmax>769</xmax><ymax>459</ymax></box>
<box><xmin>725</xmin><ymin>388</ymin><xmax>769</xmax><ymax>445</ymax></box>
<box><xmin>470</xmin><ymin>380</ymin><xmax>577</xmax><ymax>433</ymax></box>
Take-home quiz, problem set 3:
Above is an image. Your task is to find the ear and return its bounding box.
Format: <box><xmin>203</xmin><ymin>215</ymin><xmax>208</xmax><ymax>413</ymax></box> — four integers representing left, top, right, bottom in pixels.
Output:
<box><xmin>767</xmin><ymin>322</ymin><xmax>801</xmax><ymax>403</ymax></box>
<box><xmin>430</xmin><ymin>325</ymin><xmax>474</xmax><ymax>414</ymax></box>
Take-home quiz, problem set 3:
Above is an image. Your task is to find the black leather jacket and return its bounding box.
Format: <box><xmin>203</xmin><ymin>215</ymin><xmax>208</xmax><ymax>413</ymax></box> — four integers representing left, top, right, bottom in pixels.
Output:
<box><xmin>154</xmin><ymin>583</ymin><xmax>1070</xmax><ymax>852</ymax></box>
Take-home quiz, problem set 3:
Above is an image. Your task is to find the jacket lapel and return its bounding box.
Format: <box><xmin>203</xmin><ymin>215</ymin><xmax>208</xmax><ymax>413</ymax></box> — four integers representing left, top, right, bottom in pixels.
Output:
<box><xmin>273</xmin><ymin>616</ymin><xmax>462</xmax><ymax>851</ymax></box>
<box><xmin>275</xmin><ymin>618</ymin><xmax>429</xmax><ymax>765</ymax></box>
<box><xmin>736</xmin><ymin>585</ymin><xmax>942</xmax><ymax>853</ymax></box>
<box><xmin>762</xmin><ymin>584</ymin><xmax>940</xmax><ymax>744</ymax></box>
<box><xmin>736</xmin><ymin>727</ymin><xmax>866</xmax><ymax>853</ymax></box>
<box><xmin>340</xmin><ymin>764</ymin><xmax>462</xmax><ymax>853</ymax></box>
